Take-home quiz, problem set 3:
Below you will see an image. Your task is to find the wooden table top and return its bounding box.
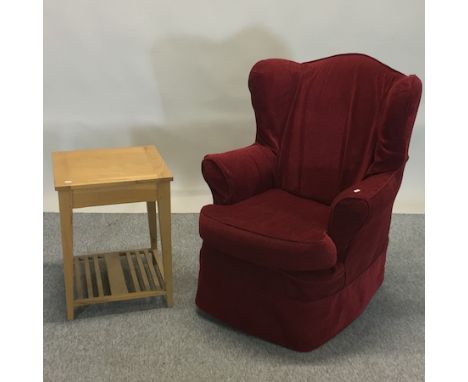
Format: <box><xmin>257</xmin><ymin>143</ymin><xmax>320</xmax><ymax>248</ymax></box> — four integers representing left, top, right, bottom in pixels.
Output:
<box><xmin>52</xmin><ymin>145</ymin><xmax>173</xmax><ymax>190</ymax></box>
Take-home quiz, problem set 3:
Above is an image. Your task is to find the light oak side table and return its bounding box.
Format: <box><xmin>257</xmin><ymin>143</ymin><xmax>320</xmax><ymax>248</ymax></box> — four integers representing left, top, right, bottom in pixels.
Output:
<box><xmin>52</xmin><ymin>145</ymin><xmax>173</xmax><ymax>320</ymax></box>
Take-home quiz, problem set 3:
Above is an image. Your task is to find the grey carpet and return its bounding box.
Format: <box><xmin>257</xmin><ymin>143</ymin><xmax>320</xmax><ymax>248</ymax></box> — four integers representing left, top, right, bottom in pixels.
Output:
<box><xmin>43</xmin><ymin>213</ymin><xmax>424</xmax><ymax>382</ymax></box>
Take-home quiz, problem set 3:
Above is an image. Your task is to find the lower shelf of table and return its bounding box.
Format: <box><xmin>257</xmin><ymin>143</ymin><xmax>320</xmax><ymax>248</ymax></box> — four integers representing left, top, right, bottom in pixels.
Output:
<box><xmin>73</xmin><ymin>248</ymin><xmax>166</xmax><ymax>306</ymax></box>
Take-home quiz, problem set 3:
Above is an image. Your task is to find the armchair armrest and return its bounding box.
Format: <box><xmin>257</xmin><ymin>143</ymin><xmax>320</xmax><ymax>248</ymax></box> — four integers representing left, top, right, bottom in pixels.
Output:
<box><xmin>327</xmin><ymin>170</ymin><xmax>403</xmax><ymax>254</ymax></box>
<box><xmin>202</xmin><ymin>144</ymin><xmax>276</xmax><ymax>205</ymax></box>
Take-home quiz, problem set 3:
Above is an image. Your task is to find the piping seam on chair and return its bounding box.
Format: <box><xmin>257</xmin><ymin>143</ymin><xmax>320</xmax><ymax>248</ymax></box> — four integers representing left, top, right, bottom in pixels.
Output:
<box><xmin>201</xmin><ymin>212</ymin><xmax>331</xmax><ymax>247</ymax></box>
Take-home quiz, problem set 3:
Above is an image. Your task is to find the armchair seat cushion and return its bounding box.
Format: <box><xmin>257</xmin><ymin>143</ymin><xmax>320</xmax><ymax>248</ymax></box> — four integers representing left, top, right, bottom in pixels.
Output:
<box><xmin>199</xmin><ymin>189</ymin><xmax>337</xmax><ymax>271</ymax></box>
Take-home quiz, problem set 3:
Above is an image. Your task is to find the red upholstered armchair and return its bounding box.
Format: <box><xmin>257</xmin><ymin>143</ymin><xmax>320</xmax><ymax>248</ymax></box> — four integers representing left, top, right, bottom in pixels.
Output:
<box><xmin>196</xmin><ymin>54</ymin><xmax>422</xmax><ymax>351</ymax></box>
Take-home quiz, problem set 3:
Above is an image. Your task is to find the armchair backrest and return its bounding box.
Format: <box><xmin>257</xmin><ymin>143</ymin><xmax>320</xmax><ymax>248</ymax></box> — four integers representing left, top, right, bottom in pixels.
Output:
<box><xmin>248</xmin><ymin>54</ymin><xmax>422</xmax><ymax>204</ymax></box>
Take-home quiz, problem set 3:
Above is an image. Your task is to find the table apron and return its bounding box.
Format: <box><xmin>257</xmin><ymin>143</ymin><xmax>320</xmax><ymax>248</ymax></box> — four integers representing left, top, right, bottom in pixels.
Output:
<box><xmin>71</xmin><ymin>182</ymin><xmax>159</xmax><ymax>208</ymax></box>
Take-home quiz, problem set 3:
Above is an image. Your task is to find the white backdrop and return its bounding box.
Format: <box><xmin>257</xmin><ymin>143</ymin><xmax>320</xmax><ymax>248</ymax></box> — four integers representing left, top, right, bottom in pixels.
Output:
<box><xmin>43</xmin><ymin>0</ymin><xmax>424</xmax><ymax>213</ymax></box>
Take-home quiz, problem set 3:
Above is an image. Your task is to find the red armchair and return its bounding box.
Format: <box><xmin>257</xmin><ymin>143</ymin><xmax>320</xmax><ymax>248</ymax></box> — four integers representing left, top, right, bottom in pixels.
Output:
<box><xmin>196</xmin><ymin>54</ymin><xmax>422</xmax><ymax>351</ymax></box>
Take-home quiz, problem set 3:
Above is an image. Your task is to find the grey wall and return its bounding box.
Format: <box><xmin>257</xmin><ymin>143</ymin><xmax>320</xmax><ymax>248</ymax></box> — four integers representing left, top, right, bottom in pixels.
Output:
<box><xmin>44</xmin><ymin>0</ymin><xmax>424</xmax><ymax>212</ymax></box>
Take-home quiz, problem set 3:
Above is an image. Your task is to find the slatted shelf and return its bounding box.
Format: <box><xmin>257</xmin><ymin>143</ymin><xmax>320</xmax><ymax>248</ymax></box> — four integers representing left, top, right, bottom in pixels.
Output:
<box><xmin>73</xmin><ymin>248</ymin><xmax>166</xmax><ymax>306</ymax></box>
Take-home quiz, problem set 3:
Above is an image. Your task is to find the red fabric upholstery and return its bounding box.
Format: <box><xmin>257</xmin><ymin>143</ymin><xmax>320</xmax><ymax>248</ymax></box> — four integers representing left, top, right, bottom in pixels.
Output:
<box><xmin>202</xmin><ymin>144</ymin><xmax>276</xmax><ymax>205</ymax></box>
<box><xmin>196</xmin><ymin>53</ymin><xmax>422</xmax><ymax>351</ymax></box>
<box><xmin>200</xmin><ymin>189</ymin><xmax>337</xmax><ymax>271</ymax></box>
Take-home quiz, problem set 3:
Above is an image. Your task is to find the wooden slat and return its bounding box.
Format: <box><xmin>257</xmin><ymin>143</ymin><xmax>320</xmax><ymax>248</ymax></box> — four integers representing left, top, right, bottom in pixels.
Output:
<box><xmin>152</xmin><ymin>249</ymin><xmax>165</xmax><ymax>281</ymax></box>
<box><xmin>126</xmin><ymin>252</ymin><xmax>141</xmax><ymax>292</ymax></box>
<box><xmin>104</xmin><ymin>253</ymin><xmax>128</xmax><ymax>295</ymax></box>
<box><xmin>83</xmin><ymin>257</ymin><xmax>94</xmax><ymax>298</ymax></box>
<box><xmin>71</xmin><ymin>249</ymin><xmax>169</xmax><ymax>306</ymax></box>
<box><xmin>74</xmin><ymin>257</ymin><xmax>83</xmax><ymax>299</ymax></box>
<box><xmin>136</xmin><ymin>252</ymin><xmax>150</xmax><ymax>291</ymax></box>
<box><xmin>93</xmin><ymin>256</ymin><xmax>104</xmax><ymax>297</ymax></box>
<box><xmin>74</xmin><ymin>290</ymin><xmax>166</xmax><ymax>306</ymax></box>
<box><xmin>144</xmin><ymin>250</ymin><xmax>161</xmax><ymax>290</ymax></box>
<box><xmin>76</xmin><ymin>248</ymin><xmax>151</xmax><ymax>261</ymax></box>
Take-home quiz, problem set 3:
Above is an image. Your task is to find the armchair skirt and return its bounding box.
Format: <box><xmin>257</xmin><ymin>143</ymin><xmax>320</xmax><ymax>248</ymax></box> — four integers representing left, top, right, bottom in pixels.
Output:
<box><xmin>196</xmin><ymin>245</ymin><xmax>386</xmax><ymax>351</ymax></box>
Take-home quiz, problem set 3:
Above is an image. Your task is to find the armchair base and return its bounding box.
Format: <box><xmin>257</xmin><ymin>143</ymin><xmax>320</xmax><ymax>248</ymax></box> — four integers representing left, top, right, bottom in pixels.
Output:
<box><xmin>195</xmin><ymin>247</ymin><xmax>387</xmax><ymax>352</ymax></box>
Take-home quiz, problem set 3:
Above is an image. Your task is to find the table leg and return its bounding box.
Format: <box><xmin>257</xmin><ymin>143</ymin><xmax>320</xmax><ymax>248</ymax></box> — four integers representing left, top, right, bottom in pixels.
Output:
<box><xmin>157</xmin><ymin>182</ymin><xmax>173</xmax><ymax>307</ymax></box>
<box><xmin>146</xmin><ymin>201</ymin><xmax>158</xmax><ymax>250</ymax></box>
<box><xmin>58</xmin><ymin>190</ymin><xmax>74</xmax><ymax>320</ymax></box>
